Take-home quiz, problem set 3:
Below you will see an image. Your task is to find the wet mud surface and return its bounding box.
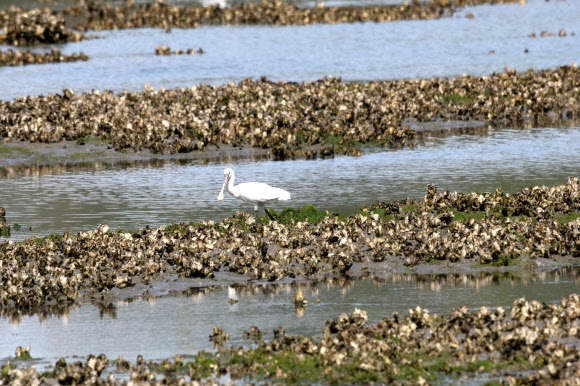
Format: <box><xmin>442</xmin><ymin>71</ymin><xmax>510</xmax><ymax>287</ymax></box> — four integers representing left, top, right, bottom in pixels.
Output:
<box><xmin>0</xmin><ymin>119</ymin><xmax>482</xmax><ymax>168</ymax></box>
<box><xmin>103</xmin><ymin>254</ymin><xmax>577</xmax><ymax>307</ymax></box>
<box><xmin>0</xmin><ymin>139</ymin><xmax>272</xmax><ymax>168</ymax></box>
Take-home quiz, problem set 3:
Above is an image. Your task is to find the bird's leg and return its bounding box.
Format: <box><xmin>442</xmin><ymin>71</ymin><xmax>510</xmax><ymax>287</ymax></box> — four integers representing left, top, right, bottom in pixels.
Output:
<box><xmin>264</xmin><ymin>207</ymin><xmax>275</xmax><ymax>221</ymax></box>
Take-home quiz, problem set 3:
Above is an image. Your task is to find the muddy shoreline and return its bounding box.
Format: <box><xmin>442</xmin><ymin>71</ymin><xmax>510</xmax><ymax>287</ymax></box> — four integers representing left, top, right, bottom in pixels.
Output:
<box><xmin>0</xmin><ymin>117</ymin><xmax>490</xmax><ymax>173</ymax></box>
<box><xmin>0</xmin><ymin>139</ymin><xmax>272</xmax><ymax>168</ymax></box>
<box><xmin>0</xmin><ymin>117</ymin><xmax>494</xmax><ymax>169</ymax></box>
<box><xmin>102</xmin><ymin>254</ymin><xmax>579</xmax><ymax>304</ymax></box>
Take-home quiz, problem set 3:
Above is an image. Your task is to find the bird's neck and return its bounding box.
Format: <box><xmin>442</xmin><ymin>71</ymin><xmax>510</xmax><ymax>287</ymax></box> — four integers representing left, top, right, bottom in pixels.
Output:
<box><xmin>227</xmin><ymin>176</ymin><xmax>237</xmax><ymax>196</ymax></box>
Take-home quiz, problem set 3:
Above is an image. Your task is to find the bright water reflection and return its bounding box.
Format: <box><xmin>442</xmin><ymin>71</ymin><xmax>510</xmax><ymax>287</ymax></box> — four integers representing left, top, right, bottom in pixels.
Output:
<box><xmin>1</xmin><ymin>267</ymin><xmax>579</xmax><ymax>363</ymax></box>
<box><xmin>1</xmin><ymin>0</ymin><xmax>579</xmax><ymax>100</ymax></box>
<box><xmin>1</xmin><ymin>127</ymin><xmax>580</xmax><ymax>241</ymax></box>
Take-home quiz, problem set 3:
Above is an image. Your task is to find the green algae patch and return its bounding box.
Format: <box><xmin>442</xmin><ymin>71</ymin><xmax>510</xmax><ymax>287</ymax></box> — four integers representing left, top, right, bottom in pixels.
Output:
<box><xmin>28</xmin><ymin>233</ymin><xmax>63</xmax><ymax>244</ymax></box>
<box><xmin>447</xmin><ymin>209</ymin><xmax>486</xmax><ymax>222</ymax></box>
<box><xmin>490</xmin><ymin>253</ymin><xmax>520</xmax><ymax>267</ymax></box>
<box><xmin>166</xmin><ymin>223</ymin><xmax>189</xmax><ymax>236</ymax></box>
<box><xmin>320</xmin><ymin>132</ymin><xmax>343</xmax><ymax>146</ymax></box>
<box><xmin>1</xmin><ymin>363</ymin><xmax>16</xmax><ymax>376</ymax></box>
<box><xmin>15</xmin><ymin>351</ymin><xmax>33</xmax><ymax>361</ymax></box>
<box><xmin>225</xmin><ymin>347</ymin><xmax>326</xmax><ymax>383</ymax></box>
<box><xmin>0</xmin><ymin>225</ymin><xmax>10</xmax><ymax>237</ymax></box>
<box><xmin>211</xmin><ymin>334</ymin><xmax>538</xmax><ymax>385</ymax></box>
<box><xmin>187</xmin><ymin>352</ymin><xmax>218</xmax><ymax>379</ymax></box>
<box><xmin>13</xmin><ymin>346</ymin><xmax>34</xmax><ymax>361</ymax></box>
<box><xmin>554</xmin><ymin>211</ymin><xmax>580</xmax><ymax>223</ymax></box>
<box><xmin>269</xmin><ymin>204</ymin><xmax>333</xmax><ymax>225</ymax></box>
<box><xmin>444</xmin><ymin>92</ymin><xmax>475</xmax><ymax>105</ymax></box>
<box><xmin>0</xmin><ymin>145</ymin><xmax>32</xmax><ymax>155</ymax></box>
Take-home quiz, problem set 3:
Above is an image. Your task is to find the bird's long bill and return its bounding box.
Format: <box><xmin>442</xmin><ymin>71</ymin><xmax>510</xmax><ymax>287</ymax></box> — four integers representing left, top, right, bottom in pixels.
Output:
<box><xmin>217</xmin><ymin>174</ymin><xmax>228</xmax><ymax>201</ymax></box>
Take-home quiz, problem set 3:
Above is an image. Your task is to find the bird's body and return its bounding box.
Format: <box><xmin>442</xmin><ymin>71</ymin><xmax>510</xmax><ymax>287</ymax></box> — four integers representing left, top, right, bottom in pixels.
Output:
<box><xmin>217</xmin><ymin>168</ymin><xmax>290</xmax><ymax>219</ymax></box>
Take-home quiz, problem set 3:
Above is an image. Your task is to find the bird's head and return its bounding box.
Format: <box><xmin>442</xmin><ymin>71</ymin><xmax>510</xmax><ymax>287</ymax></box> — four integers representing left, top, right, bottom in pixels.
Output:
<box><xmin>217</xmin><ymin>168</ymin><xmax>235</xmax><ymax>201</ymax></box>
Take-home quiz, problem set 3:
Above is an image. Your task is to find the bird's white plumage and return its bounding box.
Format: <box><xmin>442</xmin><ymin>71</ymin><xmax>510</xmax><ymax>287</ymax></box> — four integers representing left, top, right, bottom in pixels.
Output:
<box><xmin>217</xmin><ymin>168</ymin><xmax>290</xmax><ymax>212</ymax></box>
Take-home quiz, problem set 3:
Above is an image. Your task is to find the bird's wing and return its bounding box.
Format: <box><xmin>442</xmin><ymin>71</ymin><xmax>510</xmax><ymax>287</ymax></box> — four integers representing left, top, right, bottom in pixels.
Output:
<box><xmin>236</xmin><ymin>182</ymin><xmax>291</xmax><ymax>203</ymax></box>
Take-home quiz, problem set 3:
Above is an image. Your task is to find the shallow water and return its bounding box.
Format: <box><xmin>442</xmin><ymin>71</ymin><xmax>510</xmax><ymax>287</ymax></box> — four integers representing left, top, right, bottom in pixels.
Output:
<box><xmin>1</xmin><ymin>126</ymin><xmax>580</xmax><ymax>241</ymax></box>
<box><xmin>1</xmin><ymin>0</ymin><xmax>579</xmax><ymax>101</ymax></box>
<box><xmin>2</xmin><ymin>0</ymin><xmax>580</xmax><ymax>374</ymax></box>
<box><xmin>1</xmin><ymin>267</ymin><xmax>579</xmax><ymax>363</ymax></box>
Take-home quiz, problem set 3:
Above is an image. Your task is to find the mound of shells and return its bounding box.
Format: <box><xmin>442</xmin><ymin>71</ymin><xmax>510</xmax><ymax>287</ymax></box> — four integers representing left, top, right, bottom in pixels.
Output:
<box><xmin>0</xmin><ymin>0</ymin><xmax>520</xmax><ymax>47</ymax></box>
<box><xmin>155</xmin><ymin>44</ymin><xmax>204</xmax><ymax>55</ymax></box>
<box><xmin>51</xmin><ymin>0</ymin><xmax>519</xmax><ymax>32</ymax></box>
<box><xmin>0</xmin><ymin>207</ymin><xmax>7</xmax><ymax>237</ymax></box>
<box><xmin>1</xmin><ymin>65</ymin><xmax>579</xmax><ymax>155</ymax></box>
<box><xmin>1</xmin><ymin>177</ymin><xmax>580</xmax><ymax>312</ymax></box>
<box><xmin>0</xmin><ymin>47</ymin><xmax>88</xmax><ymax>66</ymax></box>
<box><xmin>4</xmin><ymin>294</ymin><xmax>580</xmax><ymax>384</ymax></box>
<box><xmin>0</xmin><ymin>7</ymin><xmax>85</xmax><ymax>46</ymax></box>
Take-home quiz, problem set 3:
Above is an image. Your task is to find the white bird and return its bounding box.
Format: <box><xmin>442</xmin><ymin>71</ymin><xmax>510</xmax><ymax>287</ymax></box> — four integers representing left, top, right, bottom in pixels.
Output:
<box><xmin>199</xmin><ymin>0</ymin><xmax>228</xmax><ymax>8</ymax></box>
<box><xmin>228</xmin><ymin>286</ymin><xmax>238</xmax><ymax>304</ymax></box>
<box><xmin>217</xmin><ymin>168</ymin><xmax>291</xmax><ymax>220</ymax></box>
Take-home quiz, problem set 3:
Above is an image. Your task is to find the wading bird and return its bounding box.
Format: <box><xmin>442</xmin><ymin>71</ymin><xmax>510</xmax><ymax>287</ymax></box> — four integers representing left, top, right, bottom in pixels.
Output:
<box><xmin>217</xmin><ymin>168</ymin><xmax>291</xmax><ymax>220</ymax></box>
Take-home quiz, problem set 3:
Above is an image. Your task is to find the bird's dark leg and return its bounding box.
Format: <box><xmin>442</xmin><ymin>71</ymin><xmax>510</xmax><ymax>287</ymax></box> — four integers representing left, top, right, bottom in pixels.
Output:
<box><xmin>264</xmin><ymin>207</ymin><xmax>275</xmax><ymax>221</ymax></box>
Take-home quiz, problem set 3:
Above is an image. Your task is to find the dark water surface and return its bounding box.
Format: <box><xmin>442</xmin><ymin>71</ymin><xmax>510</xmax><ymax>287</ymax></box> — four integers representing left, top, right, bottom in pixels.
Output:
<box><xmin>1</xmin><ymin>0</ymin><xmax>579</xmax><ymax>101</ymax></box>
<box><xmin>1</xmin><ymin>127</ymin><xmax>580</xmax><ymax>242</ymax></box>
<box><xmin>2</xmin><ymin>267</ymin><xmax>579</xmax><ymax>363</ymax></box>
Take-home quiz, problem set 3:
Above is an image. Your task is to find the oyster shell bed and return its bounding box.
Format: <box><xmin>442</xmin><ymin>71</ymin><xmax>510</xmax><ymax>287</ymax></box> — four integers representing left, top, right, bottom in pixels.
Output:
<box><xmin>154</xmin><ymin>44</ymin><xmax>204</xmax><ymax>56</ymax></box>
<box><xmin>0</xmin><ymin>7</ymin><xmax>86</xmax><ymax>46</ymax></box>
<box><xmin>1</xmin><ymin>64</ymin><xmax>579</xmax><ymax>156</ymax></box>
<box><xmin>1</xmin><ymin>177</ymin><xmax>579</xmax><ymax>313</ymax></box>
<box><xmin>0</xmin><ymin>47</ymin><xmax>88</xmax><ymax>66</ymax></box>
<box><xmin>3</xmin><ymin>1</ymin><xmax>580</xmax><ymax>383</ymax></box>
<box><xmin>0</xmin><ymin>0</ymin><xmax>519</xmax><ymax>47</ymax></box>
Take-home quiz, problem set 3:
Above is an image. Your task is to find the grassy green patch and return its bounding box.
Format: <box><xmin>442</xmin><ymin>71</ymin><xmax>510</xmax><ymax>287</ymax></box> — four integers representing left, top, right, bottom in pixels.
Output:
<box><xmin>147</xmin><ymin>360</ymin><xmax>189</xmax><ymax>375</ymax></box>
<box><xmin>69</xmin><ymin>150</ymin><xmax>109</xmax><ymax>159</ymax></box>
<box><xmin>320</xmin><ymin>132</ymin><xmax>343</xmax><ymax>145</ymax></box>
<box><xmin>489</xmin><ymin>254</ymin><xmax>519</xmax><ymax>267</ymax></box>
<box><xmin>332</xmin><ymin>360</ymin><xmax>382</xmax><ymax>383</ymax></box>
<box><xmin>185</xmin><ymin>352</ymin><xmax>218</xmax><ymax>379</ymax></box>
<box><xmin>27</xmin><ymin>233</ymin><xmax>63</xmax><ymax>244</ymax></box>
<box><xmin>1</xmin><ymin>362</ymin><xmax>16</xmax><ymax>376</ymax></box>
<box><xmin>488</xmin><ymin>205</ymin><xmax>511</xmax><ymax>219</ymax></box>
<box><xmin>0</xmin><ymin>225</ymin><xmax>10</xmax><ymax>237</ymax></box>
<box><xmin>0</xmin><ymin>145</ymin><xmax>32</xmax><ymax>155</ymax></box>
<box><xmin>264</xmin><ymin>204</ymin><xmax>332</xmax><ymax>225</ymax></box>
<box><xmin>358</xmin><ymin>207</ymin><xmax>393</xmax><ymax>222</ymax></box>
<box><xmin>295</xmin><ymin>130</ymin><xmax>306</xmax><ymax>143</ymax></box>
<box><xmin>450</xmin><ymin>210</ymin><xmax>486</xmax><ymax>222</ymax></box>
<box><xmin>220</xmin><ymin>344</ymin><xmax>536</xmax><ymax>385</ymax></box>
<box><xmin>402</xmin><ymin>203</ymin><xmax>418</xmax><ymax>212</ymax></box>
<box><xmin>41</xmin><ymin>371</ymin><xmax>56</xmax><ymax>379</ymax></box>
<box><xmin>554</xmin><ymin>212</ymin><xmax>580</xmax><ymax>223</ymax></box>
<box><xmin>445</xmin><ymin>92</ymin><xmax>474</xmax><ymax>105</ymax></box>
<box><xmin>167</xmin><ymin>223</ymin><xmax>189</xmax><ymax>236</ymax></box>
<box><xmin>466</xmin><ymin>359</ymin><xmax>497</xmax><ymax>372</ymax></box>
<box><xmin>70</xmin><ymin>152</ymin><xmax>92</xmax><ymax>159</ymax></box>
<box><xmin>226</xmin><ymin>347</ymin><xmax>325</xmax><ymax>382</ymax></box>
<box><xmin>15</xmin><ymin>351</ymin><xmax>33</xmax><ymax>360</ymax></box>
